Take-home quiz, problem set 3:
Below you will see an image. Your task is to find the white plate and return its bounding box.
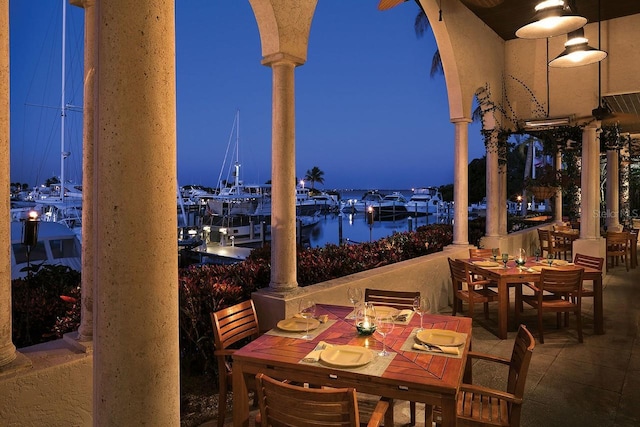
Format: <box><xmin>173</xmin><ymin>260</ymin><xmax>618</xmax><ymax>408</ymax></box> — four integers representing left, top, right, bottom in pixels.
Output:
<box><xmin>473</xmin><ymin>260</ymin><xmax>500</xmax><ymax>268</ymax></box>
<box><xmin>373</xmin><ymin>306</ymin><xmax>400</xmax><ymax>320</ymax></box>
<box><xmin>319</xmin><ymin>345</ymin><xmax>373</xmax><ymax>367</ymax></box>
<box><xmin>537</xmin><ymin>259</ymin><xmax>568</xmax><ymax>266</ymax></box>
<box><xmin>277</xmin><ymin>317</ymin><xmax>320</xmax><ymax>332</ymax></box>
<box><xmin>416</xmin><ymin>329</ymin><xmax>465</xmax><ymax>347</ymax></box>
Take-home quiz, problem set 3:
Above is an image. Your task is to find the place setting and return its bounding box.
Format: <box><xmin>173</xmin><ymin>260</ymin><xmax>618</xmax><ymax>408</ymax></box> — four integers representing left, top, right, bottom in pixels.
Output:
<box><xmin>402</xmin><ymin>327</ymin><xmax>466</xmax><ymax>358</ymax></box>
<box><xmin>266</xmin><ymin>298</ymin><xmax>334</xmax><ymax>339</ymax></box>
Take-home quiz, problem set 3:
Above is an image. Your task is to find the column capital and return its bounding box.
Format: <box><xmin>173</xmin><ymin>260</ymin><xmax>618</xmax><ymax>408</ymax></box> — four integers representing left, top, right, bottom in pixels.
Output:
<box><xmin>450</xmin><ymin>117</ymin><xmax>472</xmax><ymax>124</ymax></box>
<box><xmin>70</xmin><ymin>0</ymin><xmax>95</xmax><ymax>9</ymax></box>
<box><xmin>261</xmin><ymin>52</ymin><xmax>306</xmax><ymax>67</ymax></box>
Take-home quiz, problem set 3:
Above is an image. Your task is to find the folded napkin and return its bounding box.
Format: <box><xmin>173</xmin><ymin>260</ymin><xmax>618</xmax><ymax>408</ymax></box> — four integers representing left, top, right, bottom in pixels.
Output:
<box><xmin>394</xmin><ymin>309</ymin><xmax>414</xmax><ymax>322</ymax></box>
<box><xmin>412</xmin><ymin>343</ymin><xmax>460</xmax><ymax>356</ymax></box>
<box><xmin>302</xmin><ymin>341</ymin><xmax>333</xmax><ymax>362</ymax></box>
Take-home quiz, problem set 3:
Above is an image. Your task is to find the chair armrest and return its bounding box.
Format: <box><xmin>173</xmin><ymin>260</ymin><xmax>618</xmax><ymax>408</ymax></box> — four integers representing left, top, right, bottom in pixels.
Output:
<box><xmin>366</xmin><ymin>399</ymin><xmax>390</xmax><ymax>427</ymax></box>
<box><xmin>460</xmin><ymin>383</ymin><xmax>523</xmax><ymax>405</ymax></box>
<box><xmin>214</xmin><ymin>349</ymin><xmax>236</xmax><ymax>357</ymax></box>
<box><xmin>468</xmin><ymin>351</ymin><xmax>510</xmax><ymax>366</ymax></box>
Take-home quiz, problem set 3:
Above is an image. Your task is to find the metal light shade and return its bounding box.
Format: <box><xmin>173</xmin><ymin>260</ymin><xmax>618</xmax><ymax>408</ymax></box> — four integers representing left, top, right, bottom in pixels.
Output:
<box><xmin>516</xmin><ymin>0</ymin><xmax>587</xmax><ymax>39</ymax></box>
<box><xmin>549</xmin><ymin>28</ymin><xmax>607</xmax><ymax>67</ymax></box>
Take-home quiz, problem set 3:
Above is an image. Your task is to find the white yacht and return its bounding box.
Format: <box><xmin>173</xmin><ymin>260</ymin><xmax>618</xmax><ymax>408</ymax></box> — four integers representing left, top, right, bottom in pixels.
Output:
<box><xmin>405</xmin><ymin>187</ymin><xmax>443</xmax><ymax>216</ymax></box>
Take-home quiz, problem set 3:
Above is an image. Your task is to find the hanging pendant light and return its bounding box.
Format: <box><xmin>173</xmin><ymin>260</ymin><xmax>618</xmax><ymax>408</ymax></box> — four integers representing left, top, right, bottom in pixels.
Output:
<box><xmin>548</xmin><ymin>27</ymin><xmax>607</xmax><ymax>67</ymax></box>
<box><xmin>516</xmin><ymin>0</ymin><xmax>587</xmax><ymax>39</ymax></box>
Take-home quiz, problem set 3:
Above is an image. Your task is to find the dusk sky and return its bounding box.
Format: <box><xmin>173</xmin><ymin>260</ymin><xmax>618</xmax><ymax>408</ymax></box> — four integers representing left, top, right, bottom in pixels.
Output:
<box><xmin>10</xmin><ymin>0</ymin><xmax>486</xmax><ymax>191</ymax></box>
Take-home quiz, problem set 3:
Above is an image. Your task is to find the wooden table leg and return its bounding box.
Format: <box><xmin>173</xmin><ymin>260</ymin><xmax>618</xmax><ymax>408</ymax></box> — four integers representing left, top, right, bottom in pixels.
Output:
<box><xmin>232</xmin><ymin>362</ymin><xmax>250</xmax><ymax>427</ymax></box>
<box><xmin>498</xmin><ymin>280</ymin><xmax>509</xmax><ymax>339</ymax></box>
<box><xmin>439</xmin><ymin>397</ymin><xmax>457</xmax><ymax>427</ymax></box>
<box><xmin>594</xmin><ymin>275</ymin><xmax>604</xmax><ymax>335</ymax></box>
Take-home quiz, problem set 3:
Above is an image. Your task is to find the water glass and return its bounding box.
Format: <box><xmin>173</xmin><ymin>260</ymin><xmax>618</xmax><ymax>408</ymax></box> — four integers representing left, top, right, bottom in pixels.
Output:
<box><xmin>491</xmin><ymin>248</ymin><xmax>499</xmax><ymax>261</ymax></box>
<box><xmin>347</xmin><ymin>287</ymin><xmax>363</xmax><ymax>315</ymax></box>
<box><xmin>298</xmin><ymin>299</ymin><xmax>316</xmax><ymax>340</ymax></box>
<box><xmin>501</xmin><ymin>253</ymin><xmax>509</xmax><ymax>268</ymax></box>
<box><xmin>534</xmin><ymin>247</ymin><xmax>541</xmax><ymax>261</ymax></box>
<box><xmin>412</xmin><ymin>296</ymin><xmax>430</xmax><ymax>332</ymax></box>
<box><xmin>375</xmin><ymin>314</ymin><xmax>394</xmax><ymax>357</ymax></box>
<box><xmin>547</xmin><ymin>253</ymin><xmax>554</xmax><ymax>267</ymax></box>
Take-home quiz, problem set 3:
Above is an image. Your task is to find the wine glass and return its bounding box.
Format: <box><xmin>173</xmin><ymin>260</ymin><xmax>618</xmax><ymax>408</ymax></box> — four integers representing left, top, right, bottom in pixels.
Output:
<box><xmin>412</xmin><ymin>296</ymin><xmax>430</xmax><ymax>332</ymax></box>
<box><xmin>298</xmin><ymin>299</ymin><xmax>316</xmax><ymax>340</ymax></box>
<box><xmin>547</xmin><ymin>253</ymin><xmax>554</xmax><ymax>267</ymax></box>
<box><xmin>534</xmin><ymin>247</ymin><xmax>541</xmax><ymax>262</ymax></box>
<box><xmin>501</xmin><ymin>253</ymin><xmax>509</xmax><ymax>268</ymax></box>
<box><xmin>375</xmin><ymin>313</ymin><xmax>394</xmax><ymax>357</ymax></box>
<box><xmin>347</xmin><ymin>287</ymin><xmax>363</xmax><ymax>318</ymax></box>
<box><xmin>491</xmin><ymin>248</ymin><xmax>499</xmax><ymax>262</ymax></box>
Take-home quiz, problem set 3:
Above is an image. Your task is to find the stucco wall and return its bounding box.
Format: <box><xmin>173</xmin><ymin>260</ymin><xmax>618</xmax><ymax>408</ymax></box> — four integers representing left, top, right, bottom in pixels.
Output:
<box><xmin>0</xmin><ymin>340</ymin><xmax>92</xmax><ymax>426</ymax></box>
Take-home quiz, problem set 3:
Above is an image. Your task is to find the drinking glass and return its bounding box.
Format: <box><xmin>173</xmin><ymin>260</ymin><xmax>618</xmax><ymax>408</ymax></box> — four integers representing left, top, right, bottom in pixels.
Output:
<box><xmin>298</xmin><ymin>299</ymin><xmax>316</xmax><ymax>340</ymax></box>
<box><xmin>534</xmin><ymin>247</ymin><xmax>541</xmax><ymax>261</ymax></box>
<box><xmin>491</xmin><ymin>248</ymin><xmax>499</xmax><ymax>262</ymax></box>
<box><xmin>347</xmin><ymin>287</ymin><xmax>363</xmax><ymax>317</ymax></box>
<box><xmin>375</xmin><ymin>314</ymin><xmax>394</xmax><ymax>357</ymax></box>
<box><xmin>547</xmin><ymin>253</ymin><xmax>554</xmax><ymax>267</ymax></box>
<box><xmin>412</xmin><ymin>296</ymin><xmax>430</xmax><ymax>332</ymax></box>
<box><xmin>502</xmin><ymin>253</ymin><xmax>509</xmax><ymax>268</ymax></box>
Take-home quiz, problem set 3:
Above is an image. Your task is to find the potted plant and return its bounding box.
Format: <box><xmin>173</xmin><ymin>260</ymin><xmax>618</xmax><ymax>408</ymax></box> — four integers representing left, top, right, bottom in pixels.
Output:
<box><xmin>525</xmin><ymin>164</ymin><xmax>561</xmax><ymax>200</ymax></box>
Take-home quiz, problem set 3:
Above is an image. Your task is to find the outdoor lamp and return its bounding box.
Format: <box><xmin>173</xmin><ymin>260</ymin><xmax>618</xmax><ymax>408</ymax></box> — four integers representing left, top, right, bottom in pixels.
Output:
<box><xmin>516</xmin><ymin>0</ymin><xmax>587</xmax><ymax>39</ymax></box>
<box><xmin>548</xmin><ymin>28</ymin><xmax>607</xmax><ymax>68</ymax></box>
<box><xmin>23</xmin><ymin>210</ymin><xmax>40</xmax><ymax>247</ymax></box>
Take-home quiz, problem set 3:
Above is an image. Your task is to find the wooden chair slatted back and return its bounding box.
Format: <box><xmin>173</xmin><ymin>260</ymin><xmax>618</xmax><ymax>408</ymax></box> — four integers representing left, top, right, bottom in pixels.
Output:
<box><xmin>468</xmin><ymin>248</ymin><xmax>496</xmax><ymax>259</ymax></box>
<box><xmin>256</xmin><ymin>373</ymin><xmax>359</xmax><ymax>427</ymax></box>
<box><xmin>211</xmin><ymin>300</ymin><xmax>260</xmax><ymax>351</ymax></box>
<box><xmin>539</xmin><ymin>268</ymin><xmax>584</xmax><ymax>295</ymax></box>
<box><xmin>364</xmin><ymin>288</ymin><xmax>420</xmax><ymax>310</ymax></box>
<box><xmin>508</xmin><ymin>324</ymin><xmax>536</xmax><ymax>398</ymax></box>
<box><xmin>573</xmin><ymin>253</ymin><xmax>604</xmax><ymax>271</ymax></box>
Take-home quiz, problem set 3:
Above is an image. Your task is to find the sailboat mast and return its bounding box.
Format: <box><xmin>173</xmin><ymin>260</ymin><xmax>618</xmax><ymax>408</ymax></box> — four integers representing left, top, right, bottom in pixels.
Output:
<box><xmin>60</xmin><ymin>0</ymin><xmax>67</xmax><ymax>203</ymax></box>
<box><xmin>234</xmin><ymin>110</ymin><xmax>240</xmax><ymax>188</ymax></box>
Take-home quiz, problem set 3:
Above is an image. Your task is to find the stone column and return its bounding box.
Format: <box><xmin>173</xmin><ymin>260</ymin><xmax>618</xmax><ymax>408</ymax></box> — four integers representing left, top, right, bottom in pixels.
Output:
<box><xmin>69</xmin><ymin>0</ymin><xmax>95</xmax><ymax>345</ymax></box>
<box><xmin>499</xmin><ymin>160</ymin><xmax>507</xmax><ymax>235</ymax></box>
<box><xmin>554</xmin><ymin>151</ymin><xmax>563</xmax><ymax>223</ymax></box>
<box><xmin>0</xmin><ymin>0</ymin><xmax>16</xmax><ymax>368</ymax></box>
<box><xmin>264</xmin><ymin>55</ymin><xmax>299</xmax><ymax>292</ymax></box>
<box><xmin>606</xmin><ymin>149</ymin><xmax>621</xmax><ymax>231</ymax></box>
<box><xmin>574</xmin><ymin>123</ymin><xmax>606</xmax><ymax>259</ymax></box>
<box><xmin>93</xmin><ymin>1</ymin><xmax>179</xmax><ymax>424</ymax></box>
<box><xmin>452</xmin><ymin>118</ymin><xmax>470</xmax><ymax>245</ymax></box>
<box><xmin>485</xmin><ymin>130</ymin><xmax>499</xmax><ymax>238</ymax></box>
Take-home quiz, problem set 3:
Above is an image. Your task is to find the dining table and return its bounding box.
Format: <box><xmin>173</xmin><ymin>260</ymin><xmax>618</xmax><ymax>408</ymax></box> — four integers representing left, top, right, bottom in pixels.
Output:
<box><xmin>232</xmin><ymin>304</ymin><xmax>472</xmax><ymax>427</ymax></box>
<box><xmin>465</xmin><ymin>256</ymin><xmax>604</xmax><ymax>339</ymax></box>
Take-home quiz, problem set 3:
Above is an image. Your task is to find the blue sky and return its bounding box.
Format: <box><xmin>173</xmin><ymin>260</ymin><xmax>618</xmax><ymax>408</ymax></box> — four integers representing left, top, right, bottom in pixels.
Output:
<box><xmin>10</xmin><ymin>0</ymin><xmax>486</xmax><ymax>190</ymax></box>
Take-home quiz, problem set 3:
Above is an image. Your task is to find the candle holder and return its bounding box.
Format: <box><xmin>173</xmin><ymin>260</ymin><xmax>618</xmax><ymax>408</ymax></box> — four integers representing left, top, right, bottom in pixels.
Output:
<box><xmin>355</xmin><ymin>302</ymin><xmax>376</xmax><ymax>335</ymax></box>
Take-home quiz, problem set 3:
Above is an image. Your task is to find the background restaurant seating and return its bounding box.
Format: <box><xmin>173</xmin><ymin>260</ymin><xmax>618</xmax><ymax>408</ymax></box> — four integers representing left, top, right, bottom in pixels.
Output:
<box><xmin>606</xmin><ymin>231</ymin><xmax>631</xmax><ymax>272</ymax></box>
<box><xmin>254</xmin><ymin>372</ymin><xmax>389</xmax><ymax>427</ymax></box>
<box><xmin>449</xmin><ymin>257</ymin><xmax>498</xmax><ymax>320</ymax></box>
<box><xmin>537</xmin><ymin>229</ymin><xmax>551</xmax><ymax>259</ymax></box>
<box><xmin>210</xmin><ymin>300</ymin><xmax>261</xmax><ymax>427</ymax></box>
<box><xmin>468</xmin><ymin>248</ymin><xmax>497</xmax><ymax>259</ymax></box>
<box><xmin>516</xmin><ymin>268</ymin><xmax>585</xmax><ymax>344</ymax></box>
<box><xmin>433</xmin><ymin>324</ymin><xmax>535</xmax><ymax>427</ymax></box>
<box><xmin>550</xmin><ymin>230</ymin><xmax>573</xmax><ymax>261</ymax></box>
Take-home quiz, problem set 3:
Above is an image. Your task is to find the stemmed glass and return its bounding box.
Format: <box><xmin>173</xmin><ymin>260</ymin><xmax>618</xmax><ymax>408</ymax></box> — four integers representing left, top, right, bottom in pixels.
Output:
<box><xmin>298</xmin><ymin>299</ymin><xmax>316</xmax><ymax>340</ymax></box>
<box><xmin>547</xmin><ymin>253</ymin><xmax>554</xmax><ymax>267</ymax></box>
<box><xmin>491</xmin><ymin>248</ymin><xmax>499</xmax><ymax>262</ymax></box>
<box><xmin>375</xmin><ymin>313</ymin><xmax>394</xmax><ymax>357</ymax></box>
<box><xmin>412</xmin><ymin>296</ymin><xmax>430</xmax><ymax>332</ymax></box>
<box><xmin>347</xmin><ymin>287</ymin><xmax>363</xmax><ymax>320</ymax></box>
<box><xmin>501</xmin><ymin>253</ymin><xmax>509</xmax><ymax>268</ymax></box>
<box><xmin>534</xmin><ymin>247</ymin><xmax>541</xmax><ymax>262</ymax></box>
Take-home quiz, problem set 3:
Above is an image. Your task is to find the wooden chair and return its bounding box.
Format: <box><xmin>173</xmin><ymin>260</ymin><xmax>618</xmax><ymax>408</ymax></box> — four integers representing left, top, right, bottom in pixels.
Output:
<box><xmin>210</xmin><ymin>300</ymin><xmax>260</xmax><ymax>427</ymax></box>
<box><xmin>254</xmin><ymin>373</ymin><xmax>389</xmax><ymax>427</ymax></box>
<box><xmin>550</xmin><ymin>230</ymin><xmax>572</xmax><ymax>260</ymax></box>
<box><xmin>573</xmin><ymin>253</ymin><xmax>604</xmax><ymax>301</ymax></box>
<box><xmin>606</xmin><ymin>231</ymin><xmax>631</xmax><ymax>271</ymax></box>
<box><xmin>449</xmin><ymin>258</ymin><xmax>499</xmax><ymax>320</ymax></box>
<box><xmin>537</xmin><ymin>229</ymin><xmax>551</xmax><ymax>258</ymax></box>
<box><xmin>469</xmin><ymin>248</ymin><xmax>498</xmax><ymax>259</ymax></box>
<box><xmin>515</xmin><ymin>268</ymin><xmax>585</xmax><ymax>343</ymax></box>
<box><xmin>434</xmin><ymin>324</ymin><xmax>535</xmax><ymax>427</ymax></box>
<box><xmin>364</xmin><ymin>288</ymin><xmax>420</xmax><ymax>425</ymax></box>
<box><xmin>364</xmin><ymin>288</ymin><xmax>419</xmax><ymax>310</ymax></box>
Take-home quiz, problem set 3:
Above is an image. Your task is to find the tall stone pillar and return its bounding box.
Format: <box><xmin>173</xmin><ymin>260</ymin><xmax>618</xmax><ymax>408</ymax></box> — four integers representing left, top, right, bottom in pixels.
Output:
<box><xmin>574</xmin><ymin>123</ymin><xmax>606</xmax><ymax>259</ymax></box>
<box><xmin>605</xmin><ymin>149</ymin><xmax>621</xmax><ymax>231</ymax></box>
<box><xmin>452</xmin><ymin>118</ymin><xmax>470</xmax><ymax>246</ymax></box>
<box><xmin>69</xmin><ymin>0</ymin><xmax>95</xmax><ymax>345</ymax></box>
<box><xmin>0</xmin><ymin>0</ymin><xmax>16</xmax><ymax>368</ymax></box>
<box><xmin>554</xmin><ymin>151</ymin><xmax>563</xmax><ymax>223</ymax></box>
<box><xmin>485</xmin><ymin>130</ymin><xmax>499</xmax><ymax>237</ymax></box>
<box><xmin>499</xmin><ymin>161</ymin><xmax>507</xmax><ymax>235</ymax></box>
<box><xmin>93</xmin><ymin>1</ymin><xmax>179</xmax><ymax>424</ymax></box>
<box><xmin>266</xmin><ymin>56</ymin><xmax>299</xmax><ymax>292</ymax></box>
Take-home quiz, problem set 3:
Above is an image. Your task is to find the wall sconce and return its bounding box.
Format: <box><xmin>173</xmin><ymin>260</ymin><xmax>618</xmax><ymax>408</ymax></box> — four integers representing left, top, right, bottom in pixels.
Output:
<box><xmin>516</xmin><ymin>0</ymin><xmax>586</xmax><ymax>39</ymax></box>
<box><xmin>548</xmin><ymin>27</ymin><xmax>607</xmax><ymax>68</ymax></box>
